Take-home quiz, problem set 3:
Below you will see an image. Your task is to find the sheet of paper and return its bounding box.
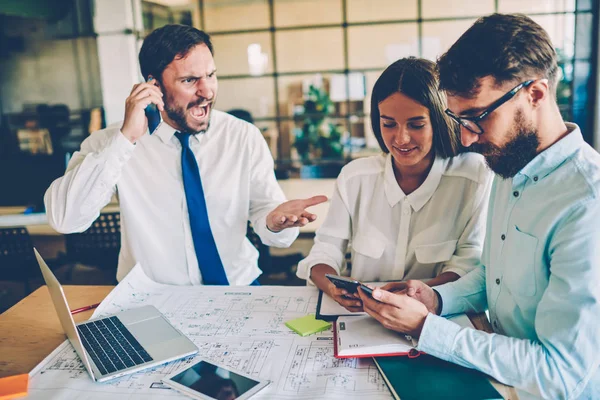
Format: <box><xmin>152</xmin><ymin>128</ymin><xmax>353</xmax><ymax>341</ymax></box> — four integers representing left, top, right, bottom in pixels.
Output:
<box><xmin>28</xmin><ymin>265</ymin><xmax>393</xmax><ymax>399</ymax></box>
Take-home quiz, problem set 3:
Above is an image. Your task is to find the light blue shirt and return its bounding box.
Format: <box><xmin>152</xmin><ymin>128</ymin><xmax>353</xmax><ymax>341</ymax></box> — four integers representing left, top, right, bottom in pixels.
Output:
<box><xmin>417</xmin><ymin>123</ymin><xmax>600</xmax><ymax>399</ymax></box>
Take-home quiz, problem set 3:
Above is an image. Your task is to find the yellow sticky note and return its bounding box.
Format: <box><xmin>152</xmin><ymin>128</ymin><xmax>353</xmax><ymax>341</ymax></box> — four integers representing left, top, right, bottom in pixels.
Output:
<box><xmin>285</xmin><ymin>314</ymin><xmax>332</xmax><ymax>337</ymax></box>
<box><xmin>0</xmin><ymin>374</ymin><xmax>29</xmax><ymax>400</ymax></box>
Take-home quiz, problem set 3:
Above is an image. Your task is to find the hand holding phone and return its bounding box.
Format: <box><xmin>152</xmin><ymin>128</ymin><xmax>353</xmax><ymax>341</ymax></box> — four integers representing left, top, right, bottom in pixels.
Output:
<box><xmin>324</xmin><ymin>274</ymin><xmax>363</xmax><ymax>313</ymax></box>
<box><xmin>120</xmin><ymin>76</ymin><xmax>164</xmax><ymax>143</ymax></box>
<box><xmin>325</xmin><ymin>274</ymin><xmax>360</xmax><ymax>293</ymax></box>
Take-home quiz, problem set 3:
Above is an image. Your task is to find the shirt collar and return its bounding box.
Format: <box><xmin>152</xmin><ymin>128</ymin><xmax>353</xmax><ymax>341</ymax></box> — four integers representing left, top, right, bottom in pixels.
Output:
<box><xmin>154</xmin><ymin>112</ymin><xmax>218</xmax><ymax>146</ymax></box>
<box><xmin>383</xmin><ymin>153</ymin><xmax>445</xmax><ymax>211</ymax></box>
<box><xmin>155</xmin><ymin>120</ymin><xmax>178</xmax><ymax>145</ymax></box>
<box><xmin>518</xmin><ymin>122</ymin><xmax>582</xmax><ymax>182</ymax></box>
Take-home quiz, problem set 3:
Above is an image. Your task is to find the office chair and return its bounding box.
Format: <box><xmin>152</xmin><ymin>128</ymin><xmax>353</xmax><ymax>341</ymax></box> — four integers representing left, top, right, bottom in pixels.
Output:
<box><xmin>60</xmin><ymin>212</ymin><xmax>121</xmax><ymax>284</ymax></box>
<box><xmin>0</xmin><ymin>227</ymin><xmax>40</xmax><ymax>299</ymax></box>
<box><xmin>246</xmin><ymin>222</ymin><xmax>304</xmax><ymax>282</ymax></box>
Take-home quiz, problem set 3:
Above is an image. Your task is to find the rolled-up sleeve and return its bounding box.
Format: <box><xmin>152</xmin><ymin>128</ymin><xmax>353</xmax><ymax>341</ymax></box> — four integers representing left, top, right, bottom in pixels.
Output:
<box><xmin>247</xmin><ymin>127</ymin><xmax>298</xmax><ymax>247</ymax></box>
<box><xmin>45</xmin><ymin>126</ymin><xmax>135</xmax><ymax>233</ymax></box>
<box><xmin>419</xmin><ymin>200</ymin><xmax>600</xmax><ymax>399</ymax></box>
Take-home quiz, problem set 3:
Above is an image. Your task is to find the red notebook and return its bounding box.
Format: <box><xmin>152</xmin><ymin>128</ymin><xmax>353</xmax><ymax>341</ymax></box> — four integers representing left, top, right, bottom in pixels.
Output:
<box><xmin>333</xmin><ymin>315</ymin><xmax>422</xmax><ymax>359</ymax></box>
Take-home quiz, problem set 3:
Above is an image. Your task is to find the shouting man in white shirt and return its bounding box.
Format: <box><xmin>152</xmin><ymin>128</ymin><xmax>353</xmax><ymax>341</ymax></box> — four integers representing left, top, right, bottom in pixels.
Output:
<box><xmin>45</xmin><ymin>24</ymin><xmax>326</xmax><ymax>286</ymax></box>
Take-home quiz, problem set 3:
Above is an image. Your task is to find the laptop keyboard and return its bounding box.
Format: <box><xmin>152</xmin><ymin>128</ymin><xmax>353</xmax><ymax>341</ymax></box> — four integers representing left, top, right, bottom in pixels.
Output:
<box><xmin>76</xmin><ymin>316</ymin><xmax>153</xmax><ymax>376</ymax></box>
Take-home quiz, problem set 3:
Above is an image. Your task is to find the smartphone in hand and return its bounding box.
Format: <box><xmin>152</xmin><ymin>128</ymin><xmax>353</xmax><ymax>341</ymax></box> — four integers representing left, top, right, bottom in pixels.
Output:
<box><xmin>144</xmin><ymin>77</ymin><xmax>162</xmax><ymax>134</ymax></box>
<box><xmin>325</xmin><ymin>274</ymin><xmax>361</xmax><ymax>293</ymax></box>
<box><xmin>359</xmin><ymin>283</ymin><xmax>375</xmax><ymax>298</ymax></box>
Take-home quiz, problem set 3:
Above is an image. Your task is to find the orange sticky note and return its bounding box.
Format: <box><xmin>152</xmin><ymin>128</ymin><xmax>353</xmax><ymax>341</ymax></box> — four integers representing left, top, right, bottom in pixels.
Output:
<box><xmin>0</xmin><ymin>374</ymin><xmax>28</xmax><ymax>400</ymax></box>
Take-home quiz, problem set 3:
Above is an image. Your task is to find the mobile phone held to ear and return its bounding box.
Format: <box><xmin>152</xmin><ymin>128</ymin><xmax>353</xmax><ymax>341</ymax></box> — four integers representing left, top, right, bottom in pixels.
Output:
<box><xmin>144</xmin><ymin>77</ymin><xmax>162</xmax><ymax>134</ymax></box>
<box><xmin>325</xmin><ymin>274</ymin><xmax>361</xmax><ymax>293</ymax></box>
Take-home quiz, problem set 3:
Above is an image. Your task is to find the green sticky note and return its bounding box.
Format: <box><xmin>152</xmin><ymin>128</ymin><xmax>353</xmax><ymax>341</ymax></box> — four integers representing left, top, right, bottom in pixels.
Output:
<box><xmin>285</xmin><ymin>314</ymin><xmax>332</xmax><ymax>337</ymax></box>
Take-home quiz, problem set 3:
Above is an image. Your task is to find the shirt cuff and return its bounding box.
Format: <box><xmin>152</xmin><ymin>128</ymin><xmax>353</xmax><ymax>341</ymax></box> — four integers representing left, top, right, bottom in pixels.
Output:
<box><xmin>416</xmin><ymin>313</ymin><xmax>461</xmax><ymax>362</ymax></box>
<box><xmin>112</xmin><ymin>130</ymin><xmax>136</xmax><ymax>160</ymax></box>
<box><xmin>434</xmin><ymin>281</ymin><xmax>464</xmax><ymax>316</ymax></box>
<box><xmin>257</xmin><ymin>221</ymin><xmax>299</xmax><ymax>247</ymax></box>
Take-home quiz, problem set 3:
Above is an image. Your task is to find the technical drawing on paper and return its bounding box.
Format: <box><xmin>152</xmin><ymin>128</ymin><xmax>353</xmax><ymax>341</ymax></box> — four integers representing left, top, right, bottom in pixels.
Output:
<box><xmin>28</xmin><ymin>265</ymin><xmax>393</xmax><ymax>400</ymax></box>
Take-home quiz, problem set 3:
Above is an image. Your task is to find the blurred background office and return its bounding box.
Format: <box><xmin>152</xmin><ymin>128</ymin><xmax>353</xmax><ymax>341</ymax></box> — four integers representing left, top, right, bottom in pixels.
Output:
<box><xmin>0</xmin><ymin>0</ymin><xmax>598</xmax><ymax>311</ymax></box>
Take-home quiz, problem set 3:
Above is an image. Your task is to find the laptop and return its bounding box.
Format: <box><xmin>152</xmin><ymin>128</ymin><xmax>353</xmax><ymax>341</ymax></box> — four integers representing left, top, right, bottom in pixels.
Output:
<box><xmin>34</xmin><ymin>248</ymin><xmax>199</xmax><ymax>382</ymax></box>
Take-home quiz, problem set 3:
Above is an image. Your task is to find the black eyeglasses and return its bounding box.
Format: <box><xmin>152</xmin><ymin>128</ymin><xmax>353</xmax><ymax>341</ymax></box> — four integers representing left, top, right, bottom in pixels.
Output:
<box><xmin>445</xmin><ymin>80</ymin><xmax>534</xmax><ymax>135</ymax></box>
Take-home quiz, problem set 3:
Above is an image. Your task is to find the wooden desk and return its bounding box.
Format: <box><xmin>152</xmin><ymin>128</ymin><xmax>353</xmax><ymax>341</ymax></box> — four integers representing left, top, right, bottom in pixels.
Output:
<box><xmin>0</xmin><ymin>285</ymin><xmax>518</xmax><ymax>399</ymax></box>
<box><xmin>0</xmin><ymin>285</ymin><xmax>113</xmax><ymax>378</ymax></box>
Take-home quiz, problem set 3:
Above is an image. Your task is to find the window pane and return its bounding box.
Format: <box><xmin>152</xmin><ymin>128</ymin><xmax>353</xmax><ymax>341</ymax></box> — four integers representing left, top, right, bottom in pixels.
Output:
<box><xmin>347</xmin><ymin>0</ymin><xmax>418</xmax><ymax>22</ymax></box>
<box><xmin>254</xmin><ymin>121</ymin><xmax>279</xmax><ymax>160</ymax></box>
<box><xmin>212</xmin><ymin>33</ymin><xmax>273</xmax><ymax>76</ymax></box>
<box><xmin>274</xmin><ymin>0</ymin><xmax>342</xmax><ymax>27</ymax></box>
<box><xmin>422</xmin><ymin>0</ymin><xmax>494</xmax><ymax>18</ymax></box>
<box><xmin>364</xmin><ymin>70</ymin><xmax>383</xmax><ymax>114</ymax></box>
<box><xmin>348</xmin><ymin>23</ymin><xmax>418</xmax><ymax>69</ymax></box>
<box><xmin>498</xmin><ymin>0</ymin><xmax>575</xmax><ymax>13</ymax></box>
<box><xmin>142</xmin><ymin>0</ymin><xmax>201</xmax><ymax>33</ymax></box>
<box><xmin>575</xmin><ymin>12</ymin><xmax>593</xmax><ymax>59</ymax></box>
<box><xmin>363</xmin><ymin>70</ymin><xmax>386</xmax><ymax>149</ymax></box>
<box><xmin>275</xmin><ymin>28</ymin><xmax>344</xmax><ymax>72</ymax></box>
<box><xmin>204</xmin><ymin>0</ymin><xmax>269</xmax><ymax>32</ymax></box>
<box><xmin>217</xmin><ymin>77</ymin><xmax>276</xmax><ymax>119</ymax></box>
<box><xmin>421</xmin><ymin>20</ymin><xmax>477</xmax><ymax>61</ymax></box>
<box><xmin>530</xmin><ymin>14</ymin><xmax>575</xmax><ymax>59</ymax></box>
<box><xmin>278</xmin><ymin>74</ymin><xmax>344</xmax><ymax>117</ymax></box>
<box><xmin>289</xmin><ymin>118</ymin><xmax>349</xmax><ymax>163</ymax></box>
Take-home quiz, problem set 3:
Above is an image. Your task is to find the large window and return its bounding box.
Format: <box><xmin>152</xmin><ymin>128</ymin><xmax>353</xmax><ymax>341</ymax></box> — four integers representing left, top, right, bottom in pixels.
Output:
<box><xmin>142</xmin><ymin>0</ymin><xmax>597</xmax><ymax>166</ymax></box>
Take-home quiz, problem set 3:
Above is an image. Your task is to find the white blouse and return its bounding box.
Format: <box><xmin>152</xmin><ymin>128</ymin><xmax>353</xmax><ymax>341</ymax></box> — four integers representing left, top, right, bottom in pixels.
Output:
<box><xmin>297</xmin><ymin>152</ymin><xmax>493</xmax><ymax>284</ymax></box>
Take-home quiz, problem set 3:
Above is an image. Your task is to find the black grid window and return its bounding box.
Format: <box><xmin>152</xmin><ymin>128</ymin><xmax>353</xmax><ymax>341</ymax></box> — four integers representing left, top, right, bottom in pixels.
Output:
<box><xmin>142</xmin><ymin>0</ymin><xmax>598</xmax><ymax>168</ymax></box>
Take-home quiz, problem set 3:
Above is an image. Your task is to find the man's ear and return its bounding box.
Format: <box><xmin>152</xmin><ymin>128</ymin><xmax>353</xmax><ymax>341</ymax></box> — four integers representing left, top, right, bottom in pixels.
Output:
<box><xmin>529</xmin><ymin>79</ymin><xmax>549</xmax><ymax>108</ymax></box>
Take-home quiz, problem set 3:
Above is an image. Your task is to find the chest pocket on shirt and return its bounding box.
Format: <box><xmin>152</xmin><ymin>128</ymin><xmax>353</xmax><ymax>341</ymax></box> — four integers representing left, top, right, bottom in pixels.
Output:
<box><xmin>352</xmin><ymin>229</ymin><xmax>386</xmax><ymax>259</ymax></box>
<box><xmin>503</xmin><ymin>226</ymin><xmax>538</xmax><ymax>297</ymax></box>
<box><xmin>414</xmin><ymin>240</ymin><xmax>457</xmax><ymax>264</ymax></box>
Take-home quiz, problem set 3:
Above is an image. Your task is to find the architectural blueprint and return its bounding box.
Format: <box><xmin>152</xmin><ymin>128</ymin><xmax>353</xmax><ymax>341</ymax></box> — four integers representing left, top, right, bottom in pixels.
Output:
<box><xmin>28</xmin><ymin>265</ymin><xmax>392</xmax><ymax>399</ymax></box>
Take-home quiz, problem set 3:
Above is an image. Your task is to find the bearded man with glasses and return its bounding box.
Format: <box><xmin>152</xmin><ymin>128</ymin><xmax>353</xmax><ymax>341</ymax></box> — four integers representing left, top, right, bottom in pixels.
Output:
<box><xmin>356</xmin><ymin>13</ymin><xmax>600</xmax><ymax>400</ymax></box>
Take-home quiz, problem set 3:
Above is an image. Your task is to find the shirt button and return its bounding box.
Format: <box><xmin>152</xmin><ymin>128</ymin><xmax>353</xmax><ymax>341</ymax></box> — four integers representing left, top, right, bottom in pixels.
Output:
<box><xmin>513</xmin><ymin>191</ymin><xmax>519</xmax><ymax>197</ymax></box>
<box><xmin>533</xmin><ymin>176</ymin><xmax>538</xmax><ymax>182</ymax></box>
<box><xmin>501</xmin><ymin>234</ymin><xmax>506</xmax><ymax>240</ymax></box>
<box><xmin>495</xmin><ymin>278</ymin><xmax>500</xmax><ymax>285</ymax></box>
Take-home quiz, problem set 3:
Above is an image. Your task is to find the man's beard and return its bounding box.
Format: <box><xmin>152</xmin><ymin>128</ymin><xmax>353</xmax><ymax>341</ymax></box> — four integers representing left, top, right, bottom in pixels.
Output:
<box><xmin>164</xmin><ymin>94</ymin><xmax>213</xmax><ymax>135</ymax></box>
<box><xmin>470</xmin><ymin>110</ymin><xmax>540</xmax><ymax>179</ymax></box>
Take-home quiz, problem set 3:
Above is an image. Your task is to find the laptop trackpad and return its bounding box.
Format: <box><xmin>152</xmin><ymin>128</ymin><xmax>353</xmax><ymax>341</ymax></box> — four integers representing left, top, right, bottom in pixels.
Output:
<box><xmin>127</xmin><ymin>318</ymin><xmax>181</xmax><ymax>346</ymax></box>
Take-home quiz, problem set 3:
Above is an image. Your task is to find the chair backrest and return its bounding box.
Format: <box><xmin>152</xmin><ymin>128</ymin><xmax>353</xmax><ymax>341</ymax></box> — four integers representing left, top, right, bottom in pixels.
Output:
<box><xmin>246</xmin><ymin>222</ymin><xmax>272</xmax><ymax>273</ymax></box>
<box><xmin>64</xmin><ymin>212</ymin><xmax>121</xmax><ymax>270</ymax></box>
<box><xmin>0</xmin><ymin>227</ymin><xmax>37</xmax><ymax>277</ymax></box>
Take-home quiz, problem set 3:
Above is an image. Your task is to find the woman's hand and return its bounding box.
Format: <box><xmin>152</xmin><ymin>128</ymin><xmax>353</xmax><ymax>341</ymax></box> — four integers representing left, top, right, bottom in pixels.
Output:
<box><xmin>326</xmin><ymin>281</ymin><xmax>363</xmax><ymax>313</ymax></box>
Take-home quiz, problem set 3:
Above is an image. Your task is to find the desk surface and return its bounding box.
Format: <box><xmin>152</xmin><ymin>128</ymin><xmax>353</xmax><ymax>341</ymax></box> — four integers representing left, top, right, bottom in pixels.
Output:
<box><xmin>0</xmin><ymin>285</ymin><xmax>113</xmax><ymax>378</ymax></box>
<box><xmin>0</xmin><ymin>285</ymin><xmax>518</xmax><ymax>399</ymax></box>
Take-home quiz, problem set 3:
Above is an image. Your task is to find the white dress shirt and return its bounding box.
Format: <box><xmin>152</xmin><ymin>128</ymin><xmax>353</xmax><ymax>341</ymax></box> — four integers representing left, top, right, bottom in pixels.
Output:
<box><xmin>297</xmin><ymin>152</ymin><xmax>492</xmax><ymax>283</ymax></box>
<box><xmin>45</xmin><ymin>110</ymin><xmax>298</xmax><ymax>285</ymax></box>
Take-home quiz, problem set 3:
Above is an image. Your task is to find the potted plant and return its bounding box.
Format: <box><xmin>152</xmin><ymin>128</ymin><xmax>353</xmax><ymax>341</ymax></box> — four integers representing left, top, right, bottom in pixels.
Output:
<box><xmin>292</xmin><ymin>84</ymin><xmax>345</xmax><ymax>178</ymax></box>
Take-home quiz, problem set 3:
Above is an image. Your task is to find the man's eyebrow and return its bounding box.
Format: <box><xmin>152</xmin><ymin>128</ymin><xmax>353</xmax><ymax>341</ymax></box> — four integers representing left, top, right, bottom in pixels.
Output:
<box><xmin>177</xmin><ymin>69</ymin><xmax>217</xmax><ymax>80</ymax></box>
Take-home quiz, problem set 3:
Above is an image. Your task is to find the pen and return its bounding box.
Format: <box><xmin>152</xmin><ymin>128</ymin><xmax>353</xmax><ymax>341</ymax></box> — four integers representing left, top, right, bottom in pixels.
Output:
<box><xmin>70</xmin><ymin>303</ymin><xmax>101</xmax><ymax>315</ymax></box>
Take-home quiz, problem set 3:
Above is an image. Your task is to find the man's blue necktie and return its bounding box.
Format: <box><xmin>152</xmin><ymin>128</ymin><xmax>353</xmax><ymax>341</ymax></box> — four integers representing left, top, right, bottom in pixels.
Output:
<box><xmin>175</xmin><ymin>131</ymin><xmax>229</xmax><ymax>285</ymax></box>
